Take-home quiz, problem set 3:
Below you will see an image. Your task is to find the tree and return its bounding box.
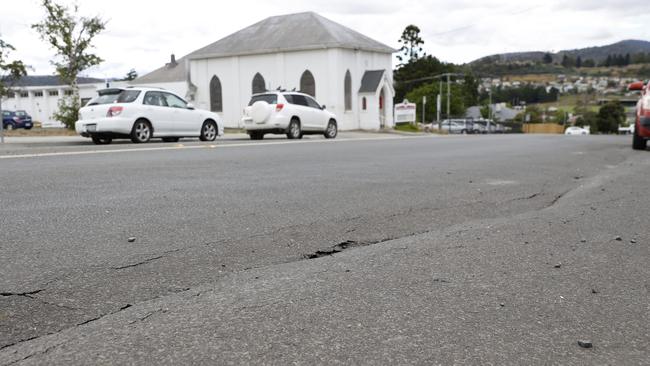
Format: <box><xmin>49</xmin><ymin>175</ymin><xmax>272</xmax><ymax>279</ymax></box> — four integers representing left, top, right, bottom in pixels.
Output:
<box><xmin>0</xmin><ymin>39</ymin><xmax>28</xmax><ymax>142</ymax></box>
<box><xmin>542</xmin><ymin>53</ymin><xmax>553</xmax><ymax>64</ymax></box>
<box><xmin>462</xmin><ymin>73</ymin><xmax>480</xmax><ymax>108</ymax></box>
<box><xmin>396</xmin><ymin>25</ymin><xmax>424</xmax><ymax>65</ymax></box>
<box><xmin>561</xmin><ymin>55</ymin><xmax>572</xmax><ymax>68</ymax></box>
<box><xmin>597</xmin><ymin>101</ymin><xmax>625</xmax><ymax>134</ymax></box>
<box><xmin>393</xmin><ymin>55</ymin><xmax>454</xmax><ymax>102</ymax></box>
<box><xmin>575</xmin><ymin>56</ymin><xmax>582</xmax><ymax>68</ymax></box>
<box><xmin>0</xmin><ymin>39</ymin><xmax>27</xmax><ymax>98</ymax></box>
<box><xmin>32</xmin><ymin>0</ymin><xmax>106</xmax><ymax>128</ymax></box>
<box><xmin>124</xmin><ymin>68</ymin><xmax>138</xmax><ymax>81</ymax></box>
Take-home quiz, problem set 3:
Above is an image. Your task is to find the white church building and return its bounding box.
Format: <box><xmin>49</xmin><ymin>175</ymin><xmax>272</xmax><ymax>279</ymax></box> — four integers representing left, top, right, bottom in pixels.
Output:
<box><xmin>133</xmin><ymin>12</ymin><xmax>396</xmax><ymax>130</ymax></box>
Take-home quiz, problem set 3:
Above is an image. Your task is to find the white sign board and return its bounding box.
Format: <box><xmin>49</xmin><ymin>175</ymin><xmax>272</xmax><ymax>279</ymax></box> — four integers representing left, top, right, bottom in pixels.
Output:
<box><xmin>394</xmin><ymin>100</ymin><xmax>417</xmax><ymax>124</ymax></box>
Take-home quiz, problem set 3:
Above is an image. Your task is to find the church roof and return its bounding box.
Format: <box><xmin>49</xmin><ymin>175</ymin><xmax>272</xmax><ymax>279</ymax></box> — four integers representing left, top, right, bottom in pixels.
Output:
<box><xmin>187</xmin><ymin>12</ymin><xmax>396</xmax><ymax>60</ymax></box>
<box><xmin>359</xmin><ymin>70</ymin><xmax>385</xmax><ymax>93</ymax></box>
<box><xmin>132</xmin><ymin>55</ymin><xmax>187</xmax><ymax>84</ymax></box>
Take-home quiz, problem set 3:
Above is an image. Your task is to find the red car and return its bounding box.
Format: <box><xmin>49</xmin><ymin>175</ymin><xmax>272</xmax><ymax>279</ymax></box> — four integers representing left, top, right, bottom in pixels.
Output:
<box><xmin>628</xmin><ymin>81</ymin><xmax>650</xmax><ymax>150</ymax></box>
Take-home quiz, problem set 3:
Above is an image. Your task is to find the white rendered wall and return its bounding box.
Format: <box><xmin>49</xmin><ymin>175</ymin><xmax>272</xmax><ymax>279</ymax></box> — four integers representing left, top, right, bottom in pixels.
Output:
<box><xmin>190</xmin><ymin>48</ymin><xmax>394</xmax><ymax>130</ymax></box>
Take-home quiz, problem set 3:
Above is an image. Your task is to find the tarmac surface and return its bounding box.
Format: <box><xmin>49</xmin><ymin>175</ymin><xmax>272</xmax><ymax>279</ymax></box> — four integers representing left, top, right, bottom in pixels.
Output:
<box><xmin>0</xmin><ymin>133</ymin><xmax>647</xmax><ymax>364</ymax></box>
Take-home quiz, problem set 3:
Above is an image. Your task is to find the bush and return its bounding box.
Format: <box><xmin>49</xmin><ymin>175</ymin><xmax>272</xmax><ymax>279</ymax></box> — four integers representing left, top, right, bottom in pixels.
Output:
<box><xmin>53</xmin><ymin>96</ymin><xmax>80</xmax><ymax>129</ymax></box>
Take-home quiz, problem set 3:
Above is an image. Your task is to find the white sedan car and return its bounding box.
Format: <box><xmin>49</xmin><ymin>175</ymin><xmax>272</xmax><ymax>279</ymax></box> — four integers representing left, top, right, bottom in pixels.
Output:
<box><xmin>565</xmin><ymin>126</ymin><xmax>589</xmax><ymax>135</ymax></box>
<box><xmin>75</xmin><ymin>87</ymin><xmax>223</xmax><ymax>144</ymax></box>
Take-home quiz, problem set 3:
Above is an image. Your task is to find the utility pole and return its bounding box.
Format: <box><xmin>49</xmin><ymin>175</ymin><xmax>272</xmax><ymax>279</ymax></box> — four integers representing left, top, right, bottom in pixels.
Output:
<box><xmin>0</xmin><ymin>96</ymin><xmax>4</xmax><ymax>144</ymax></box>
<box><xmin>447</xmin><ymin>74</ymin><xmax>451</xmax><ymax>133</ymax></box>
<box><xmin>422</xmin><ymin>95</ymin><xmax>426</xmax><ymax>125</ymax></box>
<box><xmin>438</xmin><ymin>78</ymin><xmax>443</xmax><ymax>130</ymax></box>
<box><xmin>488</xmin><ymin>88</ymin><xmax>492</xmax><ymax>133</ymax></box>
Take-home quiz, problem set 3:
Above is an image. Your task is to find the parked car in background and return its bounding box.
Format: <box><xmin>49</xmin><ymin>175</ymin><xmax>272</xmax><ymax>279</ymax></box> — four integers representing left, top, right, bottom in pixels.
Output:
<box><xmin>242</xmin><ymin>91</ymin><xmax>338</xmax><ymax>140</ymax></box>
<box><xmin>435</xmin><ymin>120</ymin><xmax>472</xmax><ymax>134</ymax></box>
<box><xmin>618</xmin><ymin>123</ymin><xmax>635</xmax><ymax>135</ymax></box>
<box><xmin>472</xmin><ymin>120</ymin><xmax>487</xmax><ymax>134</ymax></box>
<box><xmin>75</xmin><ymin>87</ymin><xmax>223</xmax><ymax>144</ymax></box>
<box><xmin>565</xmin><ymin>126</ymin><xmax>589</xmax><ymax>135</ymax></box>
<box><xmin>628</xmin><ymin>81</ymin><xmax>649</xmax><ymax>150</ymax></box>
<box><xmin>2</xmin><ymin>110</ymin><xmax>33</xmax><ymax>130</ymax></box>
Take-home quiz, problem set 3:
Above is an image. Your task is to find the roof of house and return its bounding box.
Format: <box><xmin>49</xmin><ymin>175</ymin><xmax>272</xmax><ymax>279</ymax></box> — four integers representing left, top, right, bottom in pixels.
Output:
<box><xmin>3</xmin><ymin>75</ymin><xmax>103</xmax><ymax>87</ymax></box>
<box><xmin>131</xmin><ymin>55</ymin><xmax>187</xmax><ymax>84</ymax></box>
<box><xmin>187</xmin><ymin>12</ymin><xmax>396</xmax><ymax>60</ymax></box>
<box><xmin>359</xmin><ymin>70</ymin><xmax>385</xmax><ymax>93</ymax></box>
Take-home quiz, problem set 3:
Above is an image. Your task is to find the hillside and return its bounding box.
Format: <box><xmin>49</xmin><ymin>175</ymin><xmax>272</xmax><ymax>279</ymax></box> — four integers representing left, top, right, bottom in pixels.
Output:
<box><xmin>472</xmin><ymin>39</ymin><xmax>650</xmax><ymax>64</ymax></box>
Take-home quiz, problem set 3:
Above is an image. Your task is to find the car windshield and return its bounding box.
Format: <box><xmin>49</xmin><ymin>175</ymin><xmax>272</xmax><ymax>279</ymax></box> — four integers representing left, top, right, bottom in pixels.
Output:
<box><xmin>87</xmin><ymin>94</ymin><xmax>120</xmax><ymax>106</ymax></box>
<box><xmin>115</xmin><ymin>90</ymin><xmax>141</xmax><ymax>103</ymax></box>
<box><xmin>248</xmin><ymin>94</ymin><xmax>277</xmax><ymax>106</ymax></box>
<box><xmin>14</xmin><ymin>111</ymin><xmax>26</xmax><ymax>117</ymax></box>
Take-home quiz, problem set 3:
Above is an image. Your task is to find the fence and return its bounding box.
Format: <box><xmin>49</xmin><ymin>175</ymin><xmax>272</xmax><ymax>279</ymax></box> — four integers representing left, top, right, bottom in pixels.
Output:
<box><xmin>523</xmin><ymin>123</ymin><xmax>565</xmax><ymax>134</ymax></box>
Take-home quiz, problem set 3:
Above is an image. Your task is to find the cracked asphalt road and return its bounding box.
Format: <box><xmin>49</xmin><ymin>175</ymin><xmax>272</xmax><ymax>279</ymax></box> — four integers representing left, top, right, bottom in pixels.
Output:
<box><xmin>0</xmin><ymin>134</ymin><xmax>648</xmax><ymax>364</ymax></box>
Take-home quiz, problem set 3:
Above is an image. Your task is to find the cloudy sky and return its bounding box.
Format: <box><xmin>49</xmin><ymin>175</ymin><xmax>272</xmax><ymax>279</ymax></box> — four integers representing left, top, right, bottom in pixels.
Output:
<box><xmin>1</xmin><ymin>0</ymin><xmax>648</xmax><ymax>79</ymax></box>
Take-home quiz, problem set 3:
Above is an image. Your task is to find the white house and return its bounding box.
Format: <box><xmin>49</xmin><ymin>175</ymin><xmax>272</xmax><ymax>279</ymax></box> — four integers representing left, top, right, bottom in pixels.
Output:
<box><xmin>133</xmin><ymin>12</ymin><xmax>396</xmax><ymax>130</ymax></box>
<box><xmin>1</xmin><ymin>76</ymin><xmax>127</xmax><ymax>127</ymax></box>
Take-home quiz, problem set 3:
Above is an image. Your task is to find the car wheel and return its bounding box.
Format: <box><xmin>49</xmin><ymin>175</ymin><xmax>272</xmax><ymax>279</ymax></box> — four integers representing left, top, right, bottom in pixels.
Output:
<box><xmin>200</xmin><ymin>120</ymin><xmax>218</xmax><ymax>141</ymax></box>
<box><xmin>162</xmin><ymin>137</ymin><xmax>180</xmax><ymax>143</ymax></box>
<box><xmin>5</xmin><ymin>123</ymin><xmax>14</xmax><ymax>131</ymax></box>
<box><xmin>130</xmin><ymin>120</ymin><xmax>152</xmax><ymax>143</ymax></box>
<box><xmin>632</xmin><ymin>126</ymin><xmax>646</xmax><ymax>150</ymax></box>
<box><xmin>324</xmin><ymin>120</ymin><xmax>338</xmax><ymax>139</ymax></box>
<box><xmin>461</xmin><ymin>129</ymin><xmax>467</xmax><ymax>135</ymax></box>
<box><xmin>91</xmin><ymin>136</ymin><xmax>112</xmax><ymax>145</ymax></box>
<box><xmin>249</xmin><ymin>131</ymin><xmax>264</xmax><ymax>140</ymax></box>
<box><xmin>286</xmin><ymin>119</ymin><xmax>301</xmax><ymax>139</ymax></box>
<box><xmin>25</xmin><ymin>126</ymin><xmax>33</xmax><ymax>130</ymax></box>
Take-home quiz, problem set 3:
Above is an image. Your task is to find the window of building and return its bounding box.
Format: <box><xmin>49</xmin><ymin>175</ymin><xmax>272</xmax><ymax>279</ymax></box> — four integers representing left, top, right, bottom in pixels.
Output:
<box><xmin>209</xmin><ymin>75</ymin><xmax>223</xmax><ymax>112</ymax></box>
<box><xmin>64</xmin><ymin>90</ymin><xmax>73</xmax><ymax>96</ymax></box>
<box><xmin>34</xmin><ymin>91</ymin><xmax>44</xmax><ymax>97</ymax></box>
<box><xmin>252</xmin><ymin>73</ymin><xmax>266</xmax><ymax>94</ymax></box>
<box><xmin>300</xmin><ymin>70</ymin><xmax>315</xmax><ymax>97</ymax></box>
<box><xmin>344</xmin><ymin>70</ymin><xmax>352</xmax><ymax>111</ymax></box>
<box><xmin>362</xmin><ymin>97</ymin><xmax>367</xmax><ymax>110</ymax></box>
<box><xmin>20</xmin><ymin>92</ymin><xmax>28</xmax><ymax>98</ymax></box>
<box><xmin>6</xmin><ymin>91</ymin><xmax>15</xmax><ymax>98</ymax></box>
<box><xmin>49</xmin><ymin>90</ymin><xmax>59</xmax><ymax>96</ymax></box>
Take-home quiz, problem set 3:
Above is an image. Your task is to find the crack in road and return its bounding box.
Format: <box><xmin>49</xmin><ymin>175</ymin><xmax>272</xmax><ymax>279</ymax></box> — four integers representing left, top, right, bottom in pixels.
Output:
<box><xmin>110</xmin><ymin>249</ymin><xmax>181</xmax><ymax>270</ymax></box>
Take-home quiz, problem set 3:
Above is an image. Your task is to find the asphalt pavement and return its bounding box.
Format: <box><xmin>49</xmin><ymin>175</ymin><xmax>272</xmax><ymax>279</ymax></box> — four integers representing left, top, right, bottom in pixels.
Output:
<box><xmin>0</xmin><ymin>133</ymin><xmax>647</xmax><ymax>365</ymax></box>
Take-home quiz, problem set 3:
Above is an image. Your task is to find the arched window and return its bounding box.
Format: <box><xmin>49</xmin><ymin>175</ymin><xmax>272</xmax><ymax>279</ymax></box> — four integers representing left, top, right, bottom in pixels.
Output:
<box><xmin>362</xmin><ymin>97</ymin><xmax>367</xmax><ymax>110</ymax></box>
<box><xmin>300</xmin><ymin>70</ymin><xmax>315</xmax><ymax>97</ymax></box>
<box><xmin>209</xmin><ymin>75</ymin><xmax>222</xmax><ymax>112</ymax></box>
<box><xmin>252</xmin><ymin>73</ymin><xmax>265</xmax><ymax>94</ymax></box>
<box><xmin>344</xmin><ymin>70</ymin><xmax>352</xmax><ymax>111</ymax></box>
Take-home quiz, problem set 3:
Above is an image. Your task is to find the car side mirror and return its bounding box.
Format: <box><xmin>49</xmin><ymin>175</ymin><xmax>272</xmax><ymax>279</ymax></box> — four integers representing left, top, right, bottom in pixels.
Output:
<box><xmin>321</xmin><ymin>105</ymin><xmax>326</xmax><ymax>110</ymax></box>
<box><xmin>187</xmin><ymin>103</ymin><xmax>195</xmax><ymax>110</ymax></box>
<box><xmin>628</xmin><ymin>81</ymin><xmax>645</xmax><ymax>91</ymax></box>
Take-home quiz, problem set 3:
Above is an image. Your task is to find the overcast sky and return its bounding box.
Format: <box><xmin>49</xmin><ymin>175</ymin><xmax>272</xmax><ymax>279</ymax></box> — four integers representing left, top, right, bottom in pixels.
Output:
<box><xmin>1</xmin><ymin>0</ymin><xmax>648</xmax><ymax>79</ymax></box>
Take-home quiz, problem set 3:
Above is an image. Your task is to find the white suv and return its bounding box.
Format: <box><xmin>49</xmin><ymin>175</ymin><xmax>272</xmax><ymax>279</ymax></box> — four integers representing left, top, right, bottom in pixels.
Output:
<box><xmin>75</xmin><ymin>87</ymin><xmax>223</xmax><ymax>144</ymax></box>
<box><xmin>242</xmin><ymin>91</ymin><xmax>338</xmax><ymax>140</ymax></box>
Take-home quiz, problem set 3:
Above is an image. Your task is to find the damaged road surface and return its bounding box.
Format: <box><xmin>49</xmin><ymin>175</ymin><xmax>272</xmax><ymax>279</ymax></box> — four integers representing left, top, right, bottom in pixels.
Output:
<box><xmin>0</xmin><ymin>135</ymin><xmax>648</xmax><ymax>364</ymax></box>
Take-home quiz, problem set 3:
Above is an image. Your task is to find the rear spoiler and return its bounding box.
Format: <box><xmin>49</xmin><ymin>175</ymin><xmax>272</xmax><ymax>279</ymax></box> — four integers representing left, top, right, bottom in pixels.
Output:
<box><xmin>97</xmin><ymin>88</ymin><xmax>124</xmax><ymax>96</ymax></box>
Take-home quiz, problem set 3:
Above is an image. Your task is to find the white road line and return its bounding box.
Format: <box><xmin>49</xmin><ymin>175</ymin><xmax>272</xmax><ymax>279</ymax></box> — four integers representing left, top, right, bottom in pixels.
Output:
<box><xmin>0</xmin><ymin>135</ymin><xmax>430</xmax><ymax>160</ymax></box>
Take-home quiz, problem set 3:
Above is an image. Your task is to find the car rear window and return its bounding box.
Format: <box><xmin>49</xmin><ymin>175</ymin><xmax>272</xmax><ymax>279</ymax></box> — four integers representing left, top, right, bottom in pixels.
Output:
<box><xmin>87</xmin><ymin>94</ymin><xmax>120</xmax><ymax>106</ymax></box>
<box><xmin>14</xmin><ymin>111</ymin><xmax>26</xmax><ymax>117</ymax></box>
<box><xmin>248</xmin><ymin>94</ymin><xmax>277</xmax><ymax>106</ymax></box>
<box><xmin>116</xmin><ymin>90</ymin><xmax>141</xmax><ymax>103</ymax></box>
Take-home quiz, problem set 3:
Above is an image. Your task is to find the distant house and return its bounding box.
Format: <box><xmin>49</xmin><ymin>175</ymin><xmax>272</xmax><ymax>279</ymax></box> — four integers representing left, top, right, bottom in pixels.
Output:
<box><xmin>134</xmin><ymin>12</ymin><xmax>396</xmax><ymax>130</ymax></box>
<box><xmin>465</xmin><ymin>103</ymin><xmax>519</xmax><ymax>122</ymax></box>
<box><xmin>1</xmin><ymin>76</ymin><xmax>126</xmax><ymax>126</ymax></box>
